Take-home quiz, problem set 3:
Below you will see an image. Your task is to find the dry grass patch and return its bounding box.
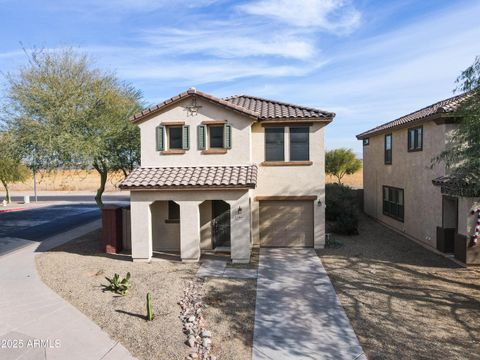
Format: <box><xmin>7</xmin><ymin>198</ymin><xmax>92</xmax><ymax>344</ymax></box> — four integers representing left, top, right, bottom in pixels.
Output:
<box><xmin>318</xmin><ymin>214</ymin><xmax>480</xmax><ymax>360</ymax></box>
<box><xmin>326</xmin><ymin>170</ymin><xmax>363</xmax><ymax>188</ymax></box>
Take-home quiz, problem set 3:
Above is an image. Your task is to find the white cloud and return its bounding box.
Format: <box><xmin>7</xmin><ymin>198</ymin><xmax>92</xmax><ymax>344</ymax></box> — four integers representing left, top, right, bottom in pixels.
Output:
<box><xmin>141</xmin><ymin>27</ymin><xmax>316</xmax><ymax>60</ymax></box>
<box><xmin>238</xmin><ymin>0</ymin><xmax>361</xmax><ymax>34</ymax></box>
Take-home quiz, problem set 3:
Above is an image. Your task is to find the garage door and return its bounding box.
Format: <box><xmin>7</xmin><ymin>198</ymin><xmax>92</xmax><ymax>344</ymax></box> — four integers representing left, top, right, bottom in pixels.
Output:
<box><xmin>259</xmin><ymin>200</ymin><xmax>314</xmax><ymax>247</ymax></box>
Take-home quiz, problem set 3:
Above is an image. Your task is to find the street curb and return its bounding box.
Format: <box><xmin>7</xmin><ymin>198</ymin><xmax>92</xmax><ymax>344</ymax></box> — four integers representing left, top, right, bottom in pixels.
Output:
<box><xmin>0</xmin><ymin>204</ymin><xmax>50</xmax><ymax>213</ymax></box>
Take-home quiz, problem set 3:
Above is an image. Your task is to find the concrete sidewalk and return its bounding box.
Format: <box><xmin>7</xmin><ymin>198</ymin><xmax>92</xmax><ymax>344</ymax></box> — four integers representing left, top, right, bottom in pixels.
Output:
<box><xmin>0</xmin><ymin>221</ymin><xmax>135</xmax><ymax>360</ymax></box>
<box><xmin>253</xmin><ymin>248</ymin><xmax>365</xmax><ymax>360</ymax></box>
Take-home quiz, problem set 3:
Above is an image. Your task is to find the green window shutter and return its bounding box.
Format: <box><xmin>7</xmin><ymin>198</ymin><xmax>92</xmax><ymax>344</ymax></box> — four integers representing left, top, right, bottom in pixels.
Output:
<box><xmin>182</xmin><ymin>125</ymin><xmax>190</xmax><ymax>150</ymax></box>
<box><xmin>197</xmin><ymin>125</ymin><xmax>206</xmax><ymax>150</ymax></box>
<box><xmin>224</xmin><ymin>124</ymin><xmax>232</xmax><ymax>149</ymax></box>
<box><xmin>156</xmin><ymin>126</ymin><xmax>164</xmax><ymax>151</ymax></box>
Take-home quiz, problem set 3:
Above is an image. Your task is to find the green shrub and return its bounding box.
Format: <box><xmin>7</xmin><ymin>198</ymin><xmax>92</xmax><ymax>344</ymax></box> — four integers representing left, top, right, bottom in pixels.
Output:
<box><xmin>103</xmin><ymin>272</ymin><xmax>131</xmax><ymax>296</ymax></box>
<box><xmin>325</xmin><ymin>183</ymin><xmax>359</xmax><ymax>235</ymax></box>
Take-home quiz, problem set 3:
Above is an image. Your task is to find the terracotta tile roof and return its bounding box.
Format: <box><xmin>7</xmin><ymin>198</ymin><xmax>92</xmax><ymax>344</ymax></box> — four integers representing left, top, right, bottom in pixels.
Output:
<box><xmin>130</xmin><ymin>88</ymin><xmax>334</xmax><ymax>123</ymax></box>
<box><xmin>356</xmin><ymin>92</ymin><xmax>472</xmax><ymax>139</ymax></box>
<box><xmin>119</xmin><ymin>165</ymin><xmax>257</xmax><ymax>190</ymax></box>
<box><xmin>223</xmin><ymin>95</ymin><xmax>334</xmax><ymax>120</ymax></box>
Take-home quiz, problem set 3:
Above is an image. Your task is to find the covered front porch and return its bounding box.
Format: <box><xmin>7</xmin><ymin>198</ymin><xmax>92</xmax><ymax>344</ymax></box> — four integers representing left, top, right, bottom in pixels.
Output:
<box><xmin>129</xmin><ymin>190</ymin><xmax>252</xmax><ymax>263</ymax></box>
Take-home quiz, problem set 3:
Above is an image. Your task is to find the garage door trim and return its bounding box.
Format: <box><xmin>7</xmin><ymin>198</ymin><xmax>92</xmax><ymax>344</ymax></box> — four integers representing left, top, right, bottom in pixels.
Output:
<box><xmin>255</xmin><ymin>195</ymin><xmax>317</xmax><ymax>201</ymax></box>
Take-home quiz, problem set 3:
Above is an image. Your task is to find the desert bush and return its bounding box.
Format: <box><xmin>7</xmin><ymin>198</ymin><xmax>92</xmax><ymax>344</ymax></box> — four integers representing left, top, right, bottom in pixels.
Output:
<box><xmin>325</xmin><ymin>183</ymin><xmax>359</xmax><ymax>235</ymax></box>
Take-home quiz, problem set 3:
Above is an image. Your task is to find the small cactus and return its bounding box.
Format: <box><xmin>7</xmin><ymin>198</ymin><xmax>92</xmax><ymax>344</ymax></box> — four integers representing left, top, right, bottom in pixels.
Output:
<box><xmin>146</xmin><ymin>292</ymin><xmax>153</xmax><ymax>321</ymax></box>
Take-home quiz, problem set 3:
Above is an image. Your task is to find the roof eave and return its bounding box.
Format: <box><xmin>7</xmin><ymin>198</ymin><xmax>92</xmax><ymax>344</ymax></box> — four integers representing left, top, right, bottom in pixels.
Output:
<box><xmin>119</xmin><ymin>184</ymin><xmax>257</xmax><ymax>191</ymax></box>
<box><xmin>130</xmin><ymin>91</ymin><xmax>259</xmax><ymax>125</ymax></box>
<box><xmin>356</xmin><ymin>112</ymin><xmax>457</xmax><ymax>140</ymax></box>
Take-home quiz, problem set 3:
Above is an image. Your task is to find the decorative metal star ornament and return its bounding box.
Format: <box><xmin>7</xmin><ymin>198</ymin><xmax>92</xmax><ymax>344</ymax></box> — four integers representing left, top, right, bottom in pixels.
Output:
<box><xmin>185</xmin><ymin>96</ymin><xmax>202</xmax><ymax>116</ymax></box>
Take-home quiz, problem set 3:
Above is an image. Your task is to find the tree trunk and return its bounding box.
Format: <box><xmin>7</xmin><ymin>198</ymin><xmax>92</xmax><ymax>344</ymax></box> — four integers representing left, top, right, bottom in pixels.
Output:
<box><xmin>93</xmin><ymin>160</ymin><xmax>108</xmax><ymax>208</ymax></box>
<box><xmin>336</xmin><ymin>175</ymin><xmax>343</xmax><ymax>185</ymax></box>
<box><xmin>1</xmin><ymin>180</ymin><xmax>10</xmax><ymax>204</ymax></box>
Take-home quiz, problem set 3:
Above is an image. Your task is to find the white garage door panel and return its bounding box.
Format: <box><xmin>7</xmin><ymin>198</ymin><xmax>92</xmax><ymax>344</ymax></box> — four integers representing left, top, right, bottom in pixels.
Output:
<box><xmin>259</xmin><ymin>200</ymin><xmax>314</xmax><ymax>247</ymax></box>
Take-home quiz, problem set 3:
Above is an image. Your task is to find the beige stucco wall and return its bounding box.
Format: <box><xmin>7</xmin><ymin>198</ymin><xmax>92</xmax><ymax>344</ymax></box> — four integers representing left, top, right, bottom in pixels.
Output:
<box><xmin>138</xmin><ymin>98</ymin><xmax>252</xmax><ymax>167</ymax></box>
<box><xmin>362</xmin><ymin>121</ymin><xmax>456</xmax><ymax>248</ymax></box>
<box><xmin>250</xmin><ymin>122</ymin><xmax>327</xmax><ymax>247</ymax></box>
<box><xmin>150</xmin><ymin>201</ymin><xmax>180</xmax><ymax>251</ymax></box>
<box><xmin>199</xmin><ymin>200</ymin><xmax>213</xmax><ymax>250</ymax></box>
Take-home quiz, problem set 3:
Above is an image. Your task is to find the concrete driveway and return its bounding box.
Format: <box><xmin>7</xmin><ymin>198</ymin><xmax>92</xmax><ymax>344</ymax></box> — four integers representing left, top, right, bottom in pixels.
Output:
<box><xmin>253</xmin><ymin>248</ymin><xmax>365</xmax><ymax>360</ymax></box>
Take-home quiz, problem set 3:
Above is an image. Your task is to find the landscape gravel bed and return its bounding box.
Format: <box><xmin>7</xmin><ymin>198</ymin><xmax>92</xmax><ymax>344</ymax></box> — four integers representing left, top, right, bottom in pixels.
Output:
<box><xmin>35</xmin><ymin>230</ymin><xmax>257</xmax><ymax>360</ymax></box>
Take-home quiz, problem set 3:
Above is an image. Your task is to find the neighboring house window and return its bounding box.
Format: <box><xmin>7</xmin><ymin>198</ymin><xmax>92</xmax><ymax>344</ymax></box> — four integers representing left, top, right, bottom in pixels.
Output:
<box><xmin>384</xmin><ymin>134</ymin><xmax>392</xmax><ymax>164</ymax></box>
<box><xmin>166</xmin><ymin>201</ymin><xmax>180</xmax><ymax>223</ymax></box>
<box><xmin>408</xmin><ymin>126</ymin><xmax>423</xmax><ymax>152</ymax></box>
<box><xmin>197</xmin><ymin>124</ymin><xmax>232</xmax><ymax>151</ymax></box>
<box><xmin>156</xmin><ymin>125</ymin><xmax>189</xmax><ymax>152</ymax></box>
<box><xmin>265</xmin><ymin>127</ymin><xmax>285</xmax><ymax>161</ymax></box>
<box><xmin>363</xmin><ymin>138</ymin><xmax>369</xmax><ymax>146</ymax></box>
<box><xmin>383</xmin><ymin>186</ymin><xmax>404</xmax><ymax>221</ymax></box>
<box><xmin>289</xmin><ymin>127</ymin><xmax>309</xmax><ymax>161</ymax></box>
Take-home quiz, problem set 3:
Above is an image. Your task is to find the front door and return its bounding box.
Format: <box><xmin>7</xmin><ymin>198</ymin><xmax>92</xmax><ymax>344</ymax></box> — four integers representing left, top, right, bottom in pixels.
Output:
<box><xmin>212</xmin><ymin>200</ymin><xmax>231</xmax><ymax>248</ymax></box>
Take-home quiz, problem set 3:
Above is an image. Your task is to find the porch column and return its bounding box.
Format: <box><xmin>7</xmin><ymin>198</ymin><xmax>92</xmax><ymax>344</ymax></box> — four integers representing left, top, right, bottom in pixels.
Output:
<box><xmin>314</xmin><ymin>192</ymin><xmax>326</xmax><ymax>248</ymax></box>
<box><xmin>178</xmin><ymin>201</ymin><xmax>201</xmax><ymax>262</ymax></box>
<box><xmin>130</xmin><ymin>200</ymin><xmax>152</xmax><ymax>262</ymax></box>
<box><xmin>228</xmin><ymin>192</ymin><xmax>251</xmax><ymax>263</ymax></box>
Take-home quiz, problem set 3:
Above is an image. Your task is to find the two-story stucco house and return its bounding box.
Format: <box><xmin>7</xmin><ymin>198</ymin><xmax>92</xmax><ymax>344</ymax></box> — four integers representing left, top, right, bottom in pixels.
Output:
<box><xmin>119</xmin><ymin>88</ymin><xmax>334</xmax><ymax>263</ymax></box>
<box><xmin>356</xmin><ymin>92</ymin><xmax>480</xmax><ymax>264</ymax></box>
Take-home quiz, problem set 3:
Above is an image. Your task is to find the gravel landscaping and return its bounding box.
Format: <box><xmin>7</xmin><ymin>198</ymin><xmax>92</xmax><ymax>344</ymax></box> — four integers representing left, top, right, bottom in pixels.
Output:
<box><xmin>35</xmin><ymin>230</ymin><xmax>257</xmax><ymax>360</ymax></box>
<box><xmin>318</xmin><ymin>214</ymin><xmax>480</xmax><ymax>360</ymax></box>
<box><xmin>202</xmin><ymin>278</ymin><xmax>256</xmax><ymax>360</ymax></box>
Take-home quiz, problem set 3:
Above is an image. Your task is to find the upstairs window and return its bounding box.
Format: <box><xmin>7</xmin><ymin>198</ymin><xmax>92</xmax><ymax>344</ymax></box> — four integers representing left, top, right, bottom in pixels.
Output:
<box><xmin>289</xmin><ymin>127</ymin><xmax>309</xmax><ymax>161</ymax></box>
<box><xmin>383</xmin><ymin>186</ymin><xmax>404</xmax><ymax>221</ymax></box>
<box><xmin>156</xmin><ymin>124</ymin><xmax>189</xmax><ymax>152</ymax></box>
<box><xmin>197</xmin><ymin>123</ymin><xmax>232</xmax><ymax>151</ymax></box>
<box><xmin>384</xmin><ymin>134</ymin><xmax>392</xmax><ymax>164</ymax></box>
<box><xmin>209</xmin><ymin>126</ymin><xmax>224</xmax><ymax>148</ymax></box>
<box><xmin>168</xmin><ymin>127</ymin><xmax>183</xmax><ymax>149</ymax></box>
<box><xmin>408</xmin><ymin>126</ymin><xmax>423</xmax><ymax>152</ymax></box>
<box><xmin>265</xmin><ymin>127</ymin><xmax>285</xmax><ymax>161</ymax></box>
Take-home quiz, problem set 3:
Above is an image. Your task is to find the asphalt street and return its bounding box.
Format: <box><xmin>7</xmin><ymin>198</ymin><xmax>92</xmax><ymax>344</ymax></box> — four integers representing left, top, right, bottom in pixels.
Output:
<box><xmin>0</xmin><ymin>203</ymin><xmax>101</xmax><ymax>240</ymax></box>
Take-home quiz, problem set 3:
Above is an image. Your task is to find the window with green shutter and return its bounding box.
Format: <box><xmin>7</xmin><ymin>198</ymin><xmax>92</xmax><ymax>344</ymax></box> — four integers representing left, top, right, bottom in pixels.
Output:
<box><xmin>197</xmin><ymin>125</ymin><xmax>206</xmax><ymax>150</ymax></box>
<box><xmin>224</xmin><ymin>124</ymin><xmax>232</xmax><ymax>149</ymax></box>
<box><xmin>182</xmin><ymin>125</ymin><xmax>190</xmax><ymax>150</ymax></box>
<box><xmin>156</xmin><ymin>126</ymin><xmax>164</xmax><ymax>151</ymax></box>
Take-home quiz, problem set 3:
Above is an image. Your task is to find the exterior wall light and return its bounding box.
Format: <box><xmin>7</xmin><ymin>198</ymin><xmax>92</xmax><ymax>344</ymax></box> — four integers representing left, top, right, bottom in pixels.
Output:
<box><xmin>237</xmin><ymin>206</ymin><xmax>242</xmax><ymax>215</ymax></box>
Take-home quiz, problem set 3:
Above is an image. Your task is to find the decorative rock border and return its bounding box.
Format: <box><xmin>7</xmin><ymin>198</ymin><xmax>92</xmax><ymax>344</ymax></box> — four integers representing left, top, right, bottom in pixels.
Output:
<box><xmin>179</xmin><ymin>279</ymin><xmax>216</xmax><ymax>360</ymax></box>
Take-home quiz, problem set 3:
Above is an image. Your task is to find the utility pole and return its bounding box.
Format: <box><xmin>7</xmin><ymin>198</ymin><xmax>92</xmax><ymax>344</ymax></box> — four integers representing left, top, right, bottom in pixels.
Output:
<box><xmin>33</xmin><ymin>169</ymin><xmax>38</xmax><ymax>202</ymax></box>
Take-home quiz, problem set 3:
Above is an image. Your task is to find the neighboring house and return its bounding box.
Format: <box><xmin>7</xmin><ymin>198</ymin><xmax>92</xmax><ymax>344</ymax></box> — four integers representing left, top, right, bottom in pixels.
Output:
<box><xmin>356</xmin><ymin>92</ymin><xmax>480</xmax><ymax>264</ymax></box>
<box><xmin>120</xmin><ymin>88</ymin><xmax>334</xmax><ymax>263</ymax></box>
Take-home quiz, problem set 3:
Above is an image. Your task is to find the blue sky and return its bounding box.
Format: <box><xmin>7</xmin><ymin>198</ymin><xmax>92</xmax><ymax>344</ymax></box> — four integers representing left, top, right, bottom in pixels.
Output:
<box><xmin>1</xmin><ymin>0</ymin><xmax>479</xmax><ymax>155</ymax></box>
